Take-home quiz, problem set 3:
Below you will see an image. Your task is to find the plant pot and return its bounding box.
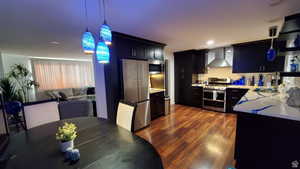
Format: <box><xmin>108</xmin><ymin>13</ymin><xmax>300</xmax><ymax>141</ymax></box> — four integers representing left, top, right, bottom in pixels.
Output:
<box><xmin>60</xmin><ymin>140</ymin><xmax>74</xmax><ymax>152</ymax></box>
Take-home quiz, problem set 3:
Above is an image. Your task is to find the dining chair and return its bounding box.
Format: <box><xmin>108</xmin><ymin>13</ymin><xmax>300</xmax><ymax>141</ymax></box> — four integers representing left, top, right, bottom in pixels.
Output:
<box><xmin>116</xmin><ymin>102</ymin><xmax>136</xmax><ymax>132</ymax></box>
<box><xmin>24</xmin><ymin>101</ymin><xmax>60</xmax><ymax>129</ymax></box>
<box><xmin>58</xmin><ymin>100</ymin><xmax>93</xmax><ymax>120</ymax></box>
<box><xmin>5</xmin><ymin>101</ymin><xmax>26</xmax><ymax>130</ymax></box>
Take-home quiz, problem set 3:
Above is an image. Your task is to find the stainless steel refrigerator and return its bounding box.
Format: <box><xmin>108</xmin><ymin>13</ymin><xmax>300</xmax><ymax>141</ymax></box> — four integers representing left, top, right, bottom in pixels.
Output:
<box><xmin>122</xmin><ymin>59</ymin><xmax>150</xmax><ymax>131</ymax></box>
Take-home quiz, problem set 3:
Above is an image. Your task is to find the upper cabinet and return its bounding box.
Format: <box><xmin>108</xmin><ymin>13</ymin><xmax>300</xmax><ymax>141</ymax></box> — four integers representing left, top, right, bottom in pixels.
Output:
<box><xmin>232</xmin><ymin>39</ymin><xmax>285</xmax><ymax>73</ymax></box>
<box><xmin>193</xmin><ymin>50</ymin><xmax>207</xmax><ymax>74</ymax></box>
<box><xmin>113</xmin><ymin>32</ymin><xmax>166</xmax><ymax>61</ymax></box>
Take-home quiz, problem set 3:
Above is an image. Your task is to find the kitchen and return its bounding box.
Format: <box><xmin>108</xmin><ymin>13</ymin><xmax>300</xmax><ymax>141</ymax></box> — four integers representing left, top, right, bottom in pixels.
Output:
<box><xmin>171</xmin><ymin>13</ymin><xmax>300</xmax><ymax>168</ymax></box>
<box><xmin>107</xmin><ymin>12</ymin><xmax>300</xmax><ymax>169</ymax></box>
<box><xmin>1</xmin><ymin>0</ymin><xmax>300</xmax><ymax>168</ymax></box>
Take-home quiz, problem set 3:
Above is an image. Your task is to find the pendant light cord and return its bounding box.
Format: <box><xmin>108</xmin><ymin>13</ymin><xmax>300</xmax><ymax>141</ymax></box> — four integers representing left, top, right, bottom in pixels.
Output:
<box><xmin>84</xmin><ymin>0</ymin><xmax>88</xmax><ymax>30</ymax></box>
<box><xmin>102</xmin><ymin>0</ymin><xmax>106</xmax><ymax>22</ymax></box>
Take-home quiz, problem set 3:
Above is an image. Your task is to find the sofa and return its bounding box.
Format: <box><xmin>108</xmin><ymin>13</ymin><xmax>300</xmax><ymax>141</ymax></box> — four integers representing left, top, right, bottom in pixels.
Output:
<box><xmin>35</xmin><ymin>87</ymin><xmax>95</xmax><ymax>101</ymax></box>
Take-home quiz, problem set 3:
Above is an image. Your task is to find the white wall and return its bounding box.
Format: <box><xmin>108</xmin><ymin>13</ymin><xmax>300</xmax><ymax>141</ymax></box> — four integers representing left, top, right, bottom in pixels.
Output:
<box><xmin>165</xmin><ymin>49</ymin><xmax>175</xmax><ymax>105</ymax></box>
<box><xmin>92</xmin><ymin>56</ymin><xmax>108</xmax><ymax>119</ymax></box>
<box><xmin>0</xmin><ymin>52</ymin><xmax>4</xmax><ymax>79</ymax></box>
<box><xmin>0</xmin><ymin>53</ymin><xmax>32</xmax><ymax>75</ymax></box>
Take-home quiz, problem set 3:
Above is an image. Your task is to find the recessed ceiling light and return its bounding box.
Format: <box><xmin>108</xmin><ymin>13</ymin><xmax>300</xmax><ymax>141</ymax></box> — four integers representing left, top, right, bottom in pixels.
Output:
<box><xmin>206</xmin><ymin>40</ymin><xmax>214</xmax><ymax>45</ymax></box>
<box><xmin>50</xmin><ymin>41</ymin><xmax>60</xmax><ymax>45</ymax></box>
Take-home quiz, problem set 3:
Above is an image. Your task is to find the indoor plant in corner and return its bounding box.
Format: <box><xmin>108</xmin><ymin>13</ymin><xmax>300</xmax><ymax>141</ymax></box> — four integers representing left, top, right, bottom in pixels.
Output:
<box><xmin>56</xmin><ymin>123</ymin><xmax>77</xmax><ymax>152</ymax></box>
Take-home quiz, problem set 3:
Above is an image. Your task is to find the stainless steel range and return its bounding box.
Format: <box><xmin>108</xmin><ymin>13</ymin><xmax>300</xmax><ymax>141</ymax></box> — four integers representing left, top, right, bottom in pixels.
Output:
<box><xmin>202</xmin><ymin>78</ymin><xmax>231</xmax><ymax>112</ymax></box>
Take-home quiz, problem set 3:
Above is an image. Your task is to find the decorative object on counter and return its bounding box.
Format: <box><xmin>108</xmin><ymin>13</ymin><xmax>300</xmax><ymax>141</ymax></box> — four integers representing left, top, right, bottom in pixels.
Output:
<box><xmin>294</xmin><ymin>34</ymin><xmax>300</xmax><ymax>47</ymax></box>
<box><xmin>65</xmin><ymin>148</ymin><xmax>80</xmax><ymax>162</ymax></box>
<box><xmin>290</xmin><ymin>56</ymin><xmax>299</xmax><ymax>72</ymax></box>
<box><xmin>56</xmin><ymin>122</ymin><xmax>77</xmax><ymax>152</ymax></box>
<box><xmin>232</xmin><ymin>76</ymin><xmax>246</xmax><ymax>85</ymax></box>
<box><xmin>250</xmin><ymin>76</ymin><xmax>255</xmax><ymax>86</ymax></box>
<box><xmin>267</xmin><ymin>26</ymin><xmax>277</xmax><ymax>62</ymax></box>
<box><xmin>258</xmin><ymin>74</ymin><xmax>264</xmax><ymax>86</ymax></box>
<box><xmin>286</xmin><ymin>87</ymin><xmax>300</xmax><ymax>107</ymax></box>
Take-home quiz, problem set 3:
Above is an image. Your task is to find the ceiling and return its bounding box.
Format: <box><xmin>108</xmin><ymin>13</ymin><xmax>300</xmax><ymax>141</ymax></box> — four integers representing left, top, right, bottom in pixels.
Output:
<box><xmin>0</xmin><ymin>0</ymin><xmax>300</xmax><ymax>58</ymax></box>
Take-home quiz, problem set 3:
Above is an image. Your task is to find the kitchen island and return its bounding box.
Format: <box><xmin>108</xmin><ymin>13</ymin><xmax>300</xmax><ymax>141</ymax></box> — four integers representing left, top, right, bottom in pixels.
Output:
<box><xmin>233</xmin><ymin>90</ymin><xmax>300</xmax><ymax>169</ymax></box>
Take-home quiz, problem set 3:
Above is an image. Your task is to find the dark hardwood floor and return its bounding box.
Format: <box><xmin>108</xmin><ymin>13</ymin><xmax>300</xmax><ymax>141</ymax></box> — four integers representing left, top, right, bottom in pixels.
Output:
<box><xmin>136</xmin><ymin>104</ymin><xmax>237</xmax><ymax>169</ymax></box>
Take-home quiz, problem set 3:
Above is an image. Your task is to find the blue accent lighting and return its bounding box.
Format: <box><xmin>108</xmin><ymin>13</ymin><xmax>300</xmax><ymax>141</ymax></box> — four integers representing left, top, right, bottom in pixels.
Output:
<box><xmin>100</xmin><ymin>22</ymin><xmax>112</xmax><ymax>45</ymax></box>
<box><xmin>96</xmin><ymin>40</ymin><xmax>110</xmax><ymax>64</ymax></box>
<box><xmin>82</xmin><ymin>31</ymin><xmax>95</xmax><ymax>54</ymax></box>
<box><xmin>267</xmin><ymin>48</ymin><xmax>276</xmax><ymax>61</ymax></box>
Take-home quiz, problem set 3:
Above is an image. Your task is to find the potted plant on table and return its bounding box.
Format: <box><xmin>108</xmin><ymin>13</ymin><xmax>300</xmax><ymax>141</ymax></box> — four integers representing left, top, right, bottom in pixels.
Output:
<box><xmin>56</xmin><ymin>122</ymin><xmax>77</xmax><ymax>152</ymax></box>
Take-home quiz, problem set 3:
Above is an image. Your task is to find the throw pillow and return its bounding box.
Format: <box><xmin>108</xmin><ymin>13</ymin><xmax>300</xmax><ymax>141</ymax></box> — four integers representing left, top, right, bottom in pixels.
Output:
<box><xmin>58</xmin><ymin>92</ymin><xmax>68</xmax><ymax>101</ymax></box>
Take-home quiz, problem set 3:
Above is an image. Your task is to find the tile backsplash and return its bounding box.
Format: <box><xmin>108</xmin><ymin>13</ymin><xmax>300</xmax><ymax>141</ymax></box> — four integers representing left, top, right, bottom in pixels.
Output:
<box><xmin>193</xmin><ymin>67</ymin><xmax>278</xmax><ymax>86</ymax></box>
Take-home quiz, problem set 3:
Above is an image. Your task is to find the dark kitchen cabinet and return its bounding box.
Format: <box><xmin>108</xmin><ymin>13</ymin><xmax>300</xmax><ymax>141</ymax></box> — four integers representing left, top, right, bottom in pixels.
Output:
<box><xmin>154</xmin><ymin>46</ymin><xmax>164</xmax><ymax>60</ymax></box>
<box><xmin>233</xmin><ymin>39</ymin><xmax>285</xmax><ymax>73</ymax></box>
<box><xmin>193</xmin><ymin>50</ymin><xmax>207</xmax><ymax>74</ymax></box>
<box><xmin>150</xmin><ymin>91</ymin><xmax>165</xmax><ymax>120</ymax></box>
<box><xmin>174</xmin><ymin>50</ymin><xmax>194</xmax><ymax>105</ymax></box>
<box><xmin>174</xmin><ymin>50</ymin><xmax>206</xmax><ymax>105</ymax></box>
<box><xmin>226</xmin><ymin>88</ymin><xmax>248</xmax><ymax>113</ymax></box>
<box><xmin>104</xmin><ymin>32</ymin><xmax>166</xmax><ymax>123</ymax></box>
<box><xmin>190</xmin><ymin>86</ymin><xmax>203</xmax><ymax>108</ymax></box>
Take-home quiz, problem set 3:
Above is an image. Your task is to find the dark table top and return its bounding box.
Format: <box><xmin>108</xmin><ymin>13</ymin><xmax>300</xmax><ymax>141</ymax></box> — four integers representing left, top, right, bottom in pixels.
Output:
<box><xmin>1</xmin><ymin>117</ymin><xmax>164</xmax><ymax>169</ymax></box>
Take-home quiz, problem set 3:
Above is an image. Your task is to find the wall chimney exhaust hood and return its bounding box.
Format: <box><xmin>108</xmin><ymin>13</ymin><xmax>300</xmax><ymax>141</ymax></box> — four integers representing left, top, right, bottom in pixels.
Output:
<box><xmin>207</xmin><ymin>47</ymin><xmax>231</xmax><ymax>68</ymax></box>
<box><xmin>278</xmin><ymin>13</ymin><xmax>300</xmax><ymax>39</ymax></box>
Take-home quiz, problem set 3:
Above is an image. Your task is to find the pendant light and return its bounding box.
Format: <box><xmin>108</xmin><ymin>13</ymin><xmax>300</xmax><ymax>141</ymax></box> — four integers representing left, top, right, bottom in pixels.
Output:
<box><xmin>81</xmin><ymin>0</ymin><xmax>95</xmax><ymax>54</ymax></box>
<box><xmin>100</xmin><ymin>0</ymin><xmax>112</xmax><ymax>45</ymax></box>
<box><xmin>267</xmin><ymin>26</ymin><xmax>278</xmax><ymax>62</ymax></box>
<box><xmin>96</xmin><ymin>38</ymin><xmax>110</xmax><ymax>64</ymax></box>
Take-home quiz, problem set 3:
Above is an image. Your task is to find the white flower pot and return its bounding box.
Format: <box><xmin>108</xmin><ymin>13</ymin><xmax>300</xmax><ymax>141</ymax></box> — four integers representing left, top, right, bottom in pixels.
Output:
<box><xmin>60</xmin><ymin>140</ymin><xmax>74</xmax><ymax>152</ymax></box>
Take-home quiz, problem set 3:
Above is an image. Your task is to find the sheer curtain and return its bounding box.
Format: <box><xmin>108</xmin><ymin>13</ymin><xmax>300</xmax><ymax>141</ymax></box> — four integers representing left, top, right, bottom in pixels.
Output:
<box><xmin>32</xmin><ymin>59</ymin><xmax>94</xmax><ymax>90</ymax></box>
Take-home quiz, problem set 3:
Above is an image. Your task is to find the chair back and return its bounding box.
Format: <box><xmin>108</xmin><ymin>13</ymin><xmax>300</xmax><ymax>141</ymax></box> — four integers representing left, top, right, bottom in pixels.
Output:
<box><xmin>116</xmin><ymin>102</ymin><xmax>136</xmax><ymax>132</ymax></box>
<box><xmin>5</xmin><ymin>101</ymin><xmax>22</xmax><ymax>115</ymax></box>
<box><xmin>24</xmin><ymin>101</ymin><xmax>60</xmax><ymax>129</ymax></box>
<box><xmin>58</xmin><ymin>100</ymin><xmax>93</xmax><ymax>120</ymax></box>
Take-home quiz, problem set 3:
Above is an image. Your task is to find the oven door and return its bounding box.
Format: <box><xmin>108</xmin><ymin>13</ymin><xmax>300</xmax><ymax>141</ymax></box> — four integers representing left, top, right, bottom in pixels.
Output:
<box><xmin>203</xmin><ymin>90</ymin><xmax>226</xmax><ymax>112</ymax></box>
<box><xmin>203</xmin><ymin>90</ymin><xmax>214</xmax><ymax>100</ymax></box>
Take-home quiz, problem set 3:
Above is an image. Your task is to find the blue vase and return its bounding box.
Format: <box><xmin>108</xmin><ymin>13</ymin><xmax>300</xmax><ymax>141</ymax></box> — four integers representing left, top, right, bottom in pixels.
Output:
<box><xmin>291</xmin><ymin>63</ymin><xmax>299</xmax><ymax>72</ymax></box>
<box><xmin>294</xmin><ymin>35</ymin><xmax>300</xmax><ymax>47</ymax></box>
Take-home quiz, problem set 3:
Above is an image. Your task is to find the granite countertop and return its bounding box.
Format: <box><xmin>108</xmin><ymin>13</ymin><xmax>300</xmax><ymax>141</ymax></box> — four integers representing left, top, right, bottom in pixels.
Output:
<box><xmin>150</xmin><ymin>88</ymin><xmax>165</xmax><ymax>94</ymax></box>
<box><xmin>192</xmin><ymin>83</ymin><xmax>259</xmax><ymax>89</ymax></box>
<box><xmin>234</xmin><ymin>90</ymin><xmax>300</xmax><ymax>122</ymax></box>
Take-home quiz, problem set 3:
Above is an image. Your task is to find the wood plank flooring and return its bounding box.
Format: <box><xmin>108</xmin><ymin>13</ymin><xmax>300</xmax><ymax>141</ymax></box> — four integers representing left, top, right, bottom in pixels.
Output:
<box><xmin>136</xmin><ymin>104</ymin><xmax>237</xmax><ymax>169</ymax></box>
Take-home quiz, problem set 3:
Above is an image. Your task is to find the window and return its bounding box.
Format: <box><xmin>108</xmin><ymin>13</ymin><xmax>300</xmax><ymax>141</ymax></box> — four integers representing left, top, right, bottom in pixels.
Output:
<box><xmin>32</xmin><ymin>59</ymin><xmax>94</xmax><ymax>90</ymax></box>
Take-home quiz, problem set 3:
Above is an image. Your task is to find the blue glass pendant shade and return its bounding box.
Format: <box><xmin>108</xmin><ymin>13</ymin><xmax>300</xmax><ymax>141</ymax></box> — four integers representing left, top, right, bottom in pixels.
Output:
<box><xmin>96</xmin><ymin>39</ymin><xmax>110</xmax><ymax>64</ymax></box>
<box><xmin>82</xmin><ymin>31</ymin><xmax>96</xmax><ymax>54</ymax></box>
<box><xmin>267</xmin><ymin>48</ymin><xmax>276</xmax><ymax>62</ymax></box>
<box><xmin>100</xmin><ymin>21</ymin><xmax>112</xmax><ymax>45</ymax></box>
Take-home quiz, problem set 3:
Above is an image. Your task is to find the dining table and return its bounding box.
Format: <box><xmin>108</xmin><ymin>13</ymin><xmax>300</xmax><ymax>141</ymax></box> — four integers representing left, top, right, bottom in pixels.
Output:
<box><xmin>0</xmin><ymin>117</ymin><xmax>164</xmax><ymax>169</ymax></box>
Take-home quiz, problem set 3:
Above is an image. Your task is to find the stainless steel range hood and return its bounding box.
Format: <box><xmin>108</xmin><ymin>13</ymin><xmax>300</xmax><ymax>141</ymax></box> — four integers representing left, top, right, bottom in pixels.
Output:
<box><xmin>207</xmin><ymin>47</ymin><xmax>231</xmax><ymax>68</ymax></box>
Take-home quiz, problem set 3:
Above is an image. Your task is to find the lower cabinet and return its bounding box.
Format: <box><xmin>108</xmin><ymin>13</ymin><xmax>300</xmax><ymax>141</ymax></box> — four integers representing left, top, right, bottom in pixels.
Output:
<box><xmin>190</xmin><ymin>86</ymin><xmax>203</xmax><ymax>108</ymax></box>
<box><xmin>226</xmin><ymin>88</ymin><xmax>248</xmax><ymax>113</ymax></box>
<box><xmin>150</xmin><ymin>92</ymin><xmax>165</xmax><ymax>120</ymax></box>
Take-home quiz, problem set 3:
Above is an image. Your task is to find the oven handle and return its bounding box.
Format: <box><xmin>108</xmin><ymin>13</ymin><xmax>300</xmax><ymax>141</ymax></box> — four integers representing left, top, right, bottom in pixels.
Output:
<box><xmin>203</xmin><ymin>90</ymin><xmax>225</xmax><ymax>93</ymax></box>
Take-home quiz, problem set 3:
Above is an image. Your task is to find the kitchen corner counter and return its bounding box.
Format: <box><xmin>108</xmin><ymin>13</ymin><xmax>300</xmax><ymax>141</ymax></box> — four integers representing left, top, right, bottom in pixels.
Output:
<box><xmin>150</xmin><ymin>88</ymin><xmax>165</xmax><ymax>94</ymax></box>
<box><xmin>191</xmin><ymin>84</ymin><xmax>205</xmax><ymax>87</ymax></box>
<box><xmin>234</xmin><ymin>90</ymin><xmax>300</xmax><ymax>122</ymax></box>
